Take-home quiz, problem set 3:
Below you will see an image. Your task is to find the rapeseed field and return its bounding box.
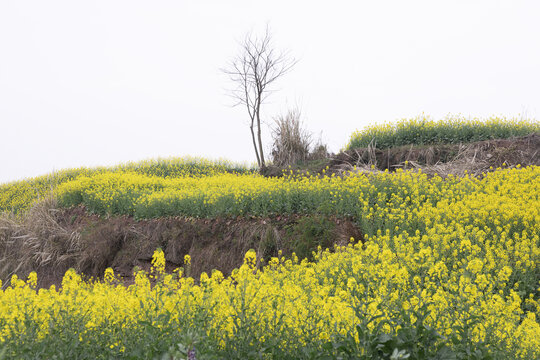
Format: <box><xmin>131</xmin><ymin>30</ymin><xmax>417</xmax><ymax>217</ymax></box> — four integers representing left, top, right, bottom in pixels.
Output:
<box><xmin>0</xmin><ymin>156</ymin><xmax>253</xmax><ymax>215</ymax></box>
<box><xmin>0</xmin><ymin>164</ymin><xmax>538</xmax><ymax>359</ymax></box>
<box><xmin>346</xmin><ymin>115</ymin><xmax>539</xmax><ymax>150</ymax></box>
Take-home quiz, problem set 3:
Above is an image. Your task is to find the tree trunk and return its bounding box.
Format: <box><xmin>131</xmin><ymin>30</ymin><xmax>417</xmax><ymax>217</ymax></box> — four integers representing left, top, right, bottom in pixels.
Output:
<box><xmin>250</xmin><ymin>123</ymin><xmax>261</xmax><ymax>167</ymax></box>
<box><xmin>256</xmin><ymin>121</ymin><xmax>265</xmax><ymax>169</ymax></box>
<box><xmin>256</xmin><ymin>100</ymin><xmax>265</xmax><ymax>169</ymax></box>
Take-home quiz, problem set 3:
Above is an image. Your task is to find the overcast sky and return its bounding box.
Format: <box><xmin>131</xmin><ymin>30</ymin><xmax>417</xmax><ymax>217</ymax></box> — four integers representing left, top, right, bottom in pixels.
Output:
<box><xmin>1</xmin><ymin>1</ymin><xmax>539</xmax><ymax>183</ymax></box>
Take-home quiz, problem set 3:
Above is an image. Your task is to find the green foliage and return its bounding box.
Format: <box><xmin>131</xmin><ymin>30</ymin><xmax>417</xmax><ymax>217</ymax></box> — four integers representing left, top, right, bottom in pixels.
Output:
<box><xmin>287</xmin><ymin>215</ymin><xmax>336</xmax><ymax>261</ymax></box>
<box><xmin>346</xmin><ymin>114</ymin><xmax>540</xmax><ymax>150</ymax></box>
<box><xmin>328</xmin><ymin>302</ymin><xmax>452</xmax><ymax>360</ymax></box>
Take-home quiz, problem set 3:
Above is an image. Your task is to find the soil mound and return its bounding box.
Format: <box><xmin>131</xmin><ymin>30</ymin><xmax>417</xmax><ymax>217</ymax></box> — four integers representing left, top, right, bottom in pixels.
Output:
<box><xmin>329</xmin><ymin>133</ymin><xmax>539</xmax><ymax>176</ymax></box>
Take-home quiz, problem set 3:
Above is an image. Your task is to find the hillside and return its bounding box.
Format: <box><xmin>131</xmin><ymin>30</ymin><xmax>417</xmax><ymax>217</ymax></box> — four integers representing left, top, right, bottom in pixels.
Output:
<box><xmin>1</xmin><ymin>127</ymin><xmax>539</xmax><ymax>359</ymax></box>
<box><xmin>1</xmin><ymin>133</ymin><xmax>539</xmax><ymax>286</ymax></box>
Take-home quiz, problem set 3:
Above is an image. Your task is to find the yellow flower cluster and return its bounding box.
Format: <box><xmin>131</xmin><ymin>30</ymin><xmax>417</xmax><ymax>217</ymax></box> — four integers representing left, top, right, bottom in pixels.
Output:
<box><xmin>0</xmin><ymin>166</ymin><xmax>538</xmax><ymax>357</ymax></box>
<box><xmin>346</xmin><ymin>114</ymin><xmax>540</xmax><ymax>150</ymax></box>
<box><xmin>0</xmin><ymin>156</ymin><xmax>253</xmax><ymax>215</ymax></box>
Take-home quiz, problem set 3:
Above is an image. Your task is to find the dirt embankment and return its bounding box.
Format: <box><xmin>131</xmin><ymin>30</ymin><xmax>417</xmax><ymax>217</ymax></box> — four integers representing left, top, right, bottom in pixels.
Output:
<box><xmin>0</xmin><ymin>201</ymin><xmax>362</xmax><ymax>289</ymax></box>
<box><xmin>260</xmin><ymin>134</ymin><xmax>539</xmax><ymax>178</ymax></box>
<box><xmin>329</xmin><ymin>133</ymin><xmax>539</xmax><ymax>176</ymax></box>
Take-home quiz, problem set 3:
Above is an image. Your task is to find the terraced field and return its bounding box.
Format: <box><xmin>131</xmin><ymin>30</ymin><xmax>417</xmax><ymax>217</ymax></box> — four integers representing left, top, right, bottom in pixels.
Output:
<box><xmin>1</xmin><ymin>118</ymin><xmax>539</xmax><ymax>359</ymax></box>
<box><xmin>0</xmin><ymin>165</ymin><xmax>538</xmax><ymax>358</ymax></box>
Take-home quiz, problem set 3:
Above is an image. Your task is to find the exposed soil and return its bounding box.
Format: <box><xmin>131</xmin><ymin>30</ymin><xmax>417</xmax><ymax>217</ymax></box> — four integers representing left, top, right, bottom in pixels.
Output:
<box><xmin>328</xmin><ymin>133</ymin><xmax>540</xmax><ymax>176</ymax></box>
<box><xmin>0</xmin><ymin>203</ymin><xmax>362</xmax><ymax>289</ymax></box>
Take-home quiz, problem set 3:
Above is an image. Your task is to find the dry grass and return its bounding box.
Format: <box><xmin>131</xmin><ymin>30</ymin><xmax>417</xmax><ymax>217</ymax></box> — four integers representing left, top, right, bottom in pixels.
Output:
<box><xmin>0</xmin><ymin>197</ymin><xmax>82</xmax><ymax>287</ymax></box>
<box><xmin>405</xmin><ymin>145</ymin><xmax>491</xmax><ymax>177</ymax></box>
<box><xmin>271</xmin><ymin>108</ymin><xmax>312</xmax><ymax>166</ymax></box>
<box><xmin>331</xmin><ymin>133</ymin><xmax>540</xmax><ymax>177</ymax></box>
<box><xmin>1</xmin><ymin>198</ymin><xmax>362</xmax><ymax>289</ymax></box>
<box><xmin>271</xmin><ymin>108</ymin><xmax>328</xmax><ymax>167</ymax></box>
<box><xmin>329</xmin><ymin>140</ymin><xmax>385</xmax><ymax>176</ymax></box>
<box><xmin>403</xmin><ymin>134</ymin><xmax>539</xmax><ymax>177</ymax></box>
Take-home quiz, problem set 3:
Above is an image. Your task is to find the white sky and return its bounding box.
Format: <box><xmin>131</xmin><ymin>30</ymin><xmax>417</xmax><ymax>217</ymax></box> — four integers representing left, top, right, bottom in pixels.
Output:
<box><xmin>1</xmin><ymin>1</ymin><xmax>539</xmax><ymax>183</ymax></box>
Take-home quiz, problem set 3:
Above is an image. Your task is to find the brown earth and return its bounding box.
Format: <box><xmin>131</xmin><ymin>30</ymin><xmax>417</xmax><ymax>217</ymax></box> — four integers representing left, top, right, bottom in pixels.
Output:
<box><xmin>0</xmin><ymin>200</ymin><xmax>362</xmax><ymax>289</ymax></box>
<box><xmin>329</xmin><ymin>133</ymin><xmax>540</xmax><ymax>177</ymax></box>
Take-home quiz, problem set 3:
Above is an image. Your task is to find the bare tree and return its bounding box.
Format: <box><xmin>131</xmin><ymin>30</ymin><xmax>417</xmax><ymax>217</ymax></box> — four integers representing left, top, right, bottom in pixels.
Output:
<box><xmin>223</xmin><ymin>27</ymin><xmax>296</xmax><ymax>169</ymax></box>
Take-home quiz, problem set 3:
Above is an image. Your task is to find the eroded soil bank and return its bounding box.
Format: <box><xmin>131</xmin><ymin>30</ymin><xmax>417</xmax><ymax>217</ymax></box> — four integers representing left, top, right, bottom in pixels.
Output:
<box><xmin>0</xmin><ymin>203</ymin><xmax>362</xmax><ymax>289</ymax></box>
<box><xmin>329</xmin><ymin>133</ymin><xmax>540</xmax><ymax>176</ymax></box>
